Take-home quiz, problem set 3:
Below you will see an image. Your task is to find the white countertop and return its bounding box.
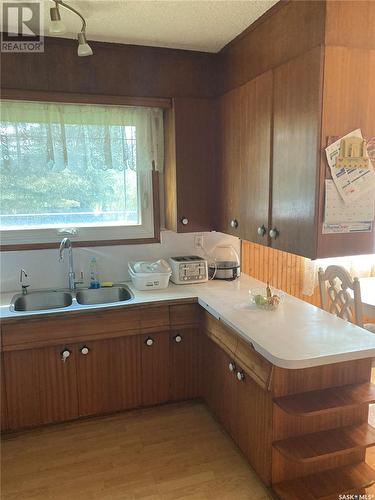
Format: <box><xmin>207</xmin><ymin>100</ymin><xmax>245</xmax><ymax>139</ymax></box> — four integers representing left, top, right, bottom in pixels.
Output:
<box><xmin>2</xmin><ymin>274</ymin><xmax>375</xmax><ymax>370</ymax></box>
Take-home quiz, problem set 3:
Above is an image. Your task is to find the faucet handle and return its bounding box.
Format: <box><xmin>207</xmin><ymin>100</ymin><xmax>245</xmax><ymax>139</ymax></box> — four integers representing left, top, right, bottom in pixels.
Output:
<box><xmin>20</xmin><ymin>269</ymin><xmax>30</xmax><ymax>294</ymax></box>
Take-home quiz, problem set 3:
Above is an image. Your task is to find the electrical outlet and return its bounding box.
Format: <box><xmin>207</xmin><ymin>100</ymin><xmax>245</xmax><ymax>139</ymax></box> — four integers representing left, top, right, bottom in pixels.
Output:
<box><xmin>194</xmin><ymin>234</ymin><xmax>203</xmax><ymax>249</ymax></box>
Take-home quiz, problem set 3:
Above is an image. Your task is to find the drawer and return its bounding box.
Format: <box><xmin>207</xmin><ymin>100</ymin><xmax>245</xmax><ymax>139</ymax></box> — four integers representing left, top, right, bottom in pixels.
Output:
<box><xmin>170</xmin><ymin>303</ymin><xmax>200</xmax><ymax>326</ymax></box>
<box><xmin>202</xmin><ymin>311</ymin><xmax>272</xmax><ymax>390</ymax></box>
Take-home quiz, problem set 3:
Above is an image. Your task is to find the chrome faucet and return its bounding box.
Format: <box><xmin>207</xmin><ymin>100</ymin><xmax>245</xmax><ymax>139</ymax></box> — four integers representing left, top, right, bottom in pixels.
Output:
<box><xmin>59</xmin><ymin>238</ymin><xmax>83</xmax><ymax>291</ymax></box>
<box><xmin>20</xmin><ymin>268</ymin><xmax>30</xmax><ymax>295</ymax></box>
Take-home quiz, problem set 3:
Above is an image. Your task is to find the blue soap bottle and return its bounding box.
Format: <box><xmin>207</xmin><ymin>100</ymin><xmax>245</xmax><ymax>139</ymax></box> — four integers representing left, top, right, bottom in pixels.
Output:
<box><xmin>89</xmin><ymin>257</ymin><xmax>100</xmax><ymax>289</ymax></box>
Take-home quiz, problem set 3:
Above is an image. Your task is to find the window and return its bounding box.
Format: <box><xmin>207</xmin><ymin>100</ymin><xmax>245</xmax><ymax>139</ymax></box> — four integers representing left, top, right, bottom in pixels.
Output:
<box><xmin>0</xmin><ymin>100</ymin><xmax>164</xmax><ymax>247</ymax></box>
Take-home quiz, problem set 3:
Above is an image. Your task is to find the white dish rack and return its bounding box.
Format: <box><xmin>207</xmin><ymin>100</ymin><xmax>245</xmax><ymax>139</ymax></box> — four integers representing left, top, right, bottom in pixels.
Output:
<box><xmin>128</xmin><ymin>260</ymin><xmax>172</xmax><ymax>291</ymax></box>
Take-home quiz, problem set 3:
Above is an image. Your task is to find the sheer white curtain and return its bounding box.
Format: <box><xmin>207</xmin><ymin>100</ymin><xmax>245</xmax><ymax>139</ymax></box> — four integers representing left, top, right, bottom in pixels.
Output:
<box><xmin>0</xmin><ymin>100</ymin><xmax>164</xmax><ymax>173</ymax></box>
<box><xmin>303</xmin><ymin>254</ymin><xmax>375</xmax><ymax>296</ymax></box>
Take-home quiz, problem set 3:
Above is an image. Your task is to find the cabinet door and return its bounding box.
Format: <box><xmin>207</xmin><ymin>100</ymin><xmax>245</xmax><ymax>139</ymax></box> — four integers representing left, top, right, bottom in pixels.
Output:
<box><xmin>240</xmin><ymin>71</ymin><xmax>273</xmax><ymax>244</ymax></box>
<box><xmin>1</xmin><ymin>354</ymin><xmax>8</xmax><ymax>431</ymax></box>
<box><xmin>38</xmin><ymin>345</ymin><xmax>78</xmax><ymax>424</ymax></box>
<box><xmin>164</xmin><ymin>97</ymin><xmax>216</xmax><ymax>233</ymax></box>
<box><xmin>236</xmin><ymin>369</ymin><xmax>273</xmax><ymax>485</ymax></box>
<box><xmin>169</xmin><ymin>328</ymin><xmax>199</xmax><ymax>401</ymax></box>
<box><xmin>201</xmin><ymin>335</ymin><xmax>237</xmax><ymax>439</ymax></box>
<box><xmin>218</xmin><ymin>87</ymin><xmax>243</xmax><ymax>236</ymax></box>
<box><xmin>141</xmin><ymin>332</ymin><xmax>170</xmax><ymax>406</ymax></box>
<box><xmin>4</xmin><ymin>345</ymin><xmax>78</xmax><ymax>430</ymax></box>
<box><xmin>272</xmin><ymin>47</ymin><xmax>323</xmax><ymax>258</ymax></box>
<box><xmin>76</xmin><ymin>335</ymin><xmax>141</xmax><ymax>417</ymax></box>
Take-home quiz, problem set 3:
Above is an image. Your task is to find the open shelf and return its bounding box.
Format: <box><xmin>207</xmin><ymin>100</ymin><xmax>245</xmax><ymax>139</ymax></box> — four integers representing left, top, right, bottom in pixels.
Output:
<box><xmin>274</xmin><ymin>423</ymin><xmax>375</xmax><ymax>462</ymax></box>
<box><xmin>273</xmin><ymin>462</ymin><xmax>375</xmax><ymax>499</ymax></box>
<box><xmin>274</xmin><ymin>382</ymin><xmax>375</xmax><ymax>416</ymax></box>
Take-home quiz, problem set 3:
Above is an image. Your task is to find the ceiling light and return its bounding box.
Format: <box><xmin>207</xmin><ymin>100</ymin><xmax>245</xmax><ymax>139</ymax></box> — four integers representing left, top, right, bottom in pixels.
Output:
<box><xmin>77</xmin><ymin>32</ymin><xmax>93</xmax><ymax>57</ymax></box>
<box><xmin>49</xmin><ymin>3</ymin><xmax>66</xmax><ymax>34</ymax></box>
<box><xmin>49</xmin><ymin>0</ymin><xmax>93</xmax><ymax>57</ymax></box>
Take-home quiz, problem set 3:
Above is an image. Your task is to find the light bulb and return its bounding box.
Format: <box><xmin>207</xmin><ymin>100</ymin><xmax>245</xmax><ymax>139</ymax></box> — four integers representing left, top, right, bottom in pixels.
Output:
<box><xmin>49</xmin><ymin>6</ymin><xmax>66</xmax><ymax>34</ymax></box>
<box><xmin>77</xmin><ymin>32</ymin><xmax>93</xmax><ymax>57</ymax></box>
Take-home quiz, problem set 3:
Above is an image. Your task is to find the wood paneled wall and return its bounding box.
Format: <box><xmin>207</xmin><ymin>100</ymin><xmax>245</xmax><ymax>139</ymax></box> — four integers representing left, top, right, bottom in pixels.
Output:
<box><xmin>241</xmin><ymin>241</ymin><xmax>321</xmax><ymax>307</ymax></box>
<box><xmin>218</xmin><ymin>0</ymin><xmax>326</xmax><ymax>94</ymax></box>
<box><xmin>1</xmin><ymin>36</ymin><xmax>217</xmax><ymax>99</ymax></box>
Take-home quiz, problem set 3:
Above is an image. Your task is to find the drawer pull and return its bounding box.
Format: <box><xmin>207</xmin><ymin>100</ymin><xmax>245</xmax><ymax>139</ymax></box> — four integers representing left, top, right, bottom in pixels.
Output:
<box><xmin>145</xmin><ymin>337</ymin><xmax>154</xmax><ymax>347</ymax></box>
<box><xmin>61</xmin><ymin>349</ymin><xmax>71</xmax><ymax>362</ymax></box>
<box><xmin>228</xmin><ymin>361</ymin><xmax>236</xmax><ymax>373</ymax></box>
<box><xmin>80</xmin><ymin>346</ymin><xmax>89</xmax><ymax>355</ymax></box>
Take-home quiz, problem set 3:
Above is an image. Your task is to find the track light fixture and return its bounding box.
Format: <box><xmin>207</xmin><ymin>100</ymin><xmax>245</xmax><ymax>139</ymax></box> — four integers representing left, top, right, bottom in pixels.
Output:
<box><xmin>49</xmin><ymin>0</ymin><xmax>93</xmax><ymax>57</ymax></box>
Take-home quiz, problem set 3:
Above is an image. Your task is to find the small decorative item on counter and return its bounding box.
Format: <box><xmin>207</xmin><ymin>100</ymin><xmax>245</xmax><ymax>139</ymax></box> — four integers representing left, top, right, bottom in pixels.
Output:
<box><xmin>89</xmin><ymin>257</ymin><xmax>101</xmax><ymax>289</ymax></box>
<box><xmin>250</xmin><ymin>283</ymin><xmax>282</xmax><ymax>311</ymax></box>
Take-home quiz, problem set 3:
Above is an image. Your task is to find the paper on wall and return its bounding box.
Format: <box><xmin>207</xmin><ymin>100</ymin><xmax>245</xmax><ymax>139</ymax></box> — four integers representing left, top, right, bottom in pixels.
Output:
<box><xmin>325</xmin><ymin>129</ymin><xmax>375</xmax><ymax>204</ymax></box>
<box><xmin>324</xmin><ymin>179</ymin><xmax>374</xmax><ymax>223</ymax></box>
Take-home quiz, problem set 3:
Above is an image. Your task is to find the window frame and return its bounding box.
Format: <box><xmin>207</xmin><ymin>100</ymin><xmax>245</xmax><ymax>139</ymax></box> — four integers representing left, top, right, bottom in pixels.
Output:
<box><xmin>0</xmin><ymin>91</ymin><xmax>170</xmax><ymax>251</ymax></box>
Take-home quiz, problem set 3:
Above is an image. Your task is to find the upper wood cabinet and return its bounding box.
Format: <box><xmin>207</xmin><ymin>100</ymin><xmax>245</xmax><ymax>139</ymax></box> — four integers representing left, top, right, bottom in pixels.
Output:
<box><xmin>164</xmin><ymin>97</ymin><xmax>216</xmax><ymax>233</ymax></box>
<box><xmin>216</xmin><ymin>1</ymin><xmax>375</xmax><ymax>259</ymax></box>
<box><xmin>217</xmin><ymin>71</ymin><xmax>272</xmax><ymax>242</ymax></box>
<box><xmin>271</xmin><ymin>47</ymin><xmax>323</xmax><ymax>258</ymax></box>
<box><xmin>218</xmin><ymin>43</ymin><xmax>374</xmax><ymax>258</ymax></box>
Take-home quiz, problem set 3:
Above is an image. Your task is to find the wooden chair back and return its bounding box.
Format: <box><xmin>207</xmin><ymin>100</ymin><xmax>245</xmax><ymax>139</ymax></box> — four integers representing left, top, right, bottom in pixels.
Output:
<box><xmin>318</xmin><ymin>265</ymin><xmax>364</xmax><ymax>327</ymax></box>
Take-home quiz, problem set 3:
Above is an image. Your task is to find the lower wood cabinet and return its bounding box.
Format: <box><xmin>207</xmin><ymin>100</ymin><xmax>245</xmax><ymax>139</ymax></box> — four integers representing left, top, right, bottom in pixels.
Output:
<box><xmin>3</xmin><ymin>345</ymin><xmax>78</xmax><ymax>429</ymax></box>
<box><xmin>77</xmin><ymin>336</ymin><xmax>141</xmax><ymax>417</ymax></box>
<box><xmin>201</xmin><ymin>334</ymin><xmax>272</xmax><ymax>485</ymax></box>
<box><xmin>141</xmin><ymin>331</ymin><xmax>170</xmax><ymax>406</ymax></box>
<box><xmin>1</xmin><ymin>304</ymin><xmax>203</xmax><ymax>430</ymax></box>
<box><xmin>140</xmin><ymin>327</ymin><xmax>200</xmax><ymax>406</ymax></box>
<box><xmin>1</xmin><ymin>355</ymin><xmax>8</xmax><ymax>431</ymax></box>
<box><xmin>169</xmin><ymin>328</ymin><xmax>199</xmax><ymax>402</ymax></box>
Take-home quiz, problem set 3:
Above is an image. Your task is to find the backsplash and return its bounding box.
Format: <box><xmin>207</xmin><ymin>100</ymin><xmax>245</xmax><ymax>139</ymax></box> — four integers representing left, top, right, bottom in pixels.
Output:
<box><xmin>0</xmin><ymin>231</ymin><xmax>240</xmax><ymax>293</ymax></box>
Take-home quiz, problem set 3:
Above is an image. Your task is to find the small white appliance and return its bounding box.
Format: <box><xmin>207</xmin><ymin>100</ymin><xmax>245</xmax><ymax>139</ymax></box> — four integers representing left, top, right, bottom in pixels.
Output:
<box><xmin>169</xmin><ymin>256</ymin><xmax>208</xmax><ymax>284</ymax></box>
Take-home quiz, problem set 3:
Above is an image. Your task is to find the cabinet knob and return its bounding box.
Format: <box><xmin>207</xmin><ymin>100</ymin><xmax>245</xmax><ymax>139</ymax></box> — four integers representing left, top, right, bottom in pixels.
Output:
<box><xmin>230</xmin><ymin>219</ymin><xmax>239</xmax><ymax>229</ymax></box>
<box><xmin>257</xmin><ymin>225</ymin><xmax>267</xmax><ymax>237</ymax></box>
<box><xmin>181</xmin><ymin>217</ymin><xmax>189</xmax><ymax>226</ymax></box>
<box><xmin>173</xmin><ymin>334</ymin><xmax>182</xmax><ymax>343</ymax></box>
<box><xmin>145</xmin><ymin>337</ymin><xmax>154</xmax><ymax>347</ymax></box>
<box><xmin>61</xmin><ymin>349</ymin><xmax>71</xmax><ymax>362</ymax></box>
<box><xmin>269</xmin><ymin>227</ymin><xmax>279</xmax><ymax>239</ymax></box>
<box><xmin>80</xmin><ymin>346</ymin><xmax>89</xmax><ymax>355</ymax></box>
<box><xmin>228</xmin><ymin>361</ymin><xmax>236</xmax><ymax>373</ymax></box>
<box><xmin>236</xmin><ymin>370</ymin><xmax>245</xmax><ymax>382</ymax></box>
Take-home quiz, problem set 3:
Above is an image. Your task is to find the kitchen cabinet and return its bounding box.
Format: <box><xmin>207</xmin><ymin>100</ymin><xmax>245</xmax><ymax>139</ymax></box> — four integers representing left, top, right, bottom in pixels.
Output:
<box><xmin>77</xmin><ymin>336</ymin><xmax>141</xmax><ymax>417</ymax></box>
<box><xmin>201</xmin><ymin>334</ymin><xmax>240</xmax><ymax>441</ymax></box>
<box><xmin>271</xmin><ymin>46</ymin><xmax>323</xmax><ymax>258</ymax></box>
<box><xmin>217</xmin><ymin>86</ymin><xmax>242</xmax><ymax>236</ymax></box>
<box><xmin>217</xmin><ymin>71</ymin><xmax>273</xmax><ymax>243</ymax></box>
<box><xmin>218</xmin><ymin>44</ymin><xmax>374</xmax><ymax>258</ymax></box>
<box><xmin>0</xmin><ymin>355</ymin><xmax>8</xmax><ymax>431</ymax></box>
<box><xmin>164</xmin><ymin>97</ymin><xmax>216</xmax><ymax>233</ymax></box>
<box><xmin>1</xmin><ymin>304</ymin><xmax>199</xmax><ymax>430</ymax></box>
<box><xmin>201</xmin><ymin>316</ymin><xmax>273</xmax><ymax>485</ymax></box>
<box><xmin>141</xmin><ymin>331</ymin><xmax>170</xmax><ymax>406</ymax></box>
<box><xmin>169</xmin><ymin>328</ymin><xmax>199</xmax><ymax>401</ymax></box>
<box><xmin>3</xmin><ymin>345</ymin><xmax>78</xmax><ymax>429</ymax></box>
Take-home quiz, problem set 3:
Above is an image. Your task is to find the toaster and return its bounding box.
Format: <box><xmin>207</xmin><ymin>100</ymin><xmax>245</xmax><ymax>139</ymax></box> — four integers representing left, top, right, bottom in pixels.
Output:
<box><xmin>169</xmin><ymin>256</ymin><xmax>208</xmax><ymax>284</ymax></box>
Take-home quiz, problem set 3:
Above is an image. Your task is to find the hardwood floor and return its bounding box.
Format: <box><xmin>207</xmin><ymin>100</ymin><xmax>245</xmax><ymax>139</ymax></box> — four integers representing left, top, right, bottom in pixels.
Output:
<box><xmin>1</xmin><ymin>401</ymin><xmax>273</xmax><ymax>500</ymax></box>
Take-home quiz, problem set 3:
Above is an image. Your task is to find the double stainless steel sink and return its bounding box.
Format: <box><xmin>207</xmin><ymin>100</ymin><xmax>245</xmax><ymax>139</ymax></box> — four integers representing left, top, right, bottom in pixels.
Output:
<box><xmin>10</xmin><ymin>286</ymin><xmax>134</xmax><ymax>312</ymax></box>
